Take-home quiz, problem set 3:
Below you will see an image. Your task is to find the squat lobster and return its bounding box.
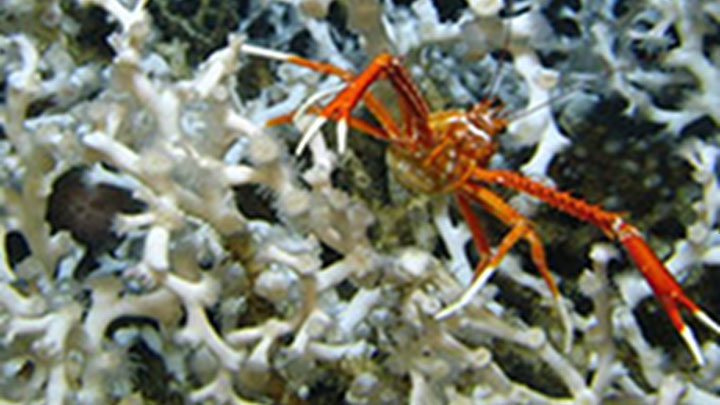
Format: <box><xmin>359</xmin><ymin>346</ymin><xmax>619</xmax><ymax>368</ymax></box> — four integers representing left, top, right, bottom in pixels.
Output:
<box><xmin>239</xmin><ymin>44</ymin><xmax>720</xmax><ymax>365</ymax></box>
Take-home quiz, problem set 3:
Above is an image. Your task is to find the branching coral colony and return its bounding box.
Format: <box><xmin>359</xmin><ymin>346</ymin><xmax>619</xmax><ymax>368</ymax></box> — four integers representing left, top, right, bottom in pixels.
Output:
<box><xmin>2</xmin><ymin>0</ymin><xmax>720</xmax><ymax>404</ymax></box>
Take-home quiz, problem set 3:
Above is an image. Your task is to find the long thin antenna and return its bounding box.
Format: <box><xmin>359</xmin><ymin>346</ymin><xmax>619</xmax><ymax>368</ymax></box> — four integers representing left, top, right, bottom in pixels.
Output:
<box><xmin>502</xmin><ymin>86</ymin><xmax>579</xmax><ymax>122</ymax></box>
<box><xmin>502</xmin><ymin>68</ymin><xmax>617</xmax><ymax>123</ymax></box>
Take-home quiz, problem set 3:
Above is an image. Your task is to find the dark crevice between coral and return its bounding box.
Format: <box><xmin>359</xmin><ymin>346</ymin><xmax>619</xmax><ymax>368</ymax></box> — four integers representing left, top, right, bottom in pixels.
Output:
<box><xmin>612</xmin><ymin>0</ymin><xmax>633</xmax><ymax>19</ymax></box>
<box><xmin>46</xmin><ymin>167</ymin><xmax>146</xmax><ymax>279</ymax></box>
<box><xmin>430</xmin><ymin>235</ymin><xmax>450</xmax><ymax>262</ymax></box>
<box><xmin>647</xmin><ymin>216</ymin><xmax>685</xmax><ymax>241</ymax></box>
<box><xmin>60</xmin><ymin>0</ymin><xmax>116</xmax><ymax>61</ymax></box>
<box><xmin>493</xmin><ymin>340</ymin><xmax>571</xmax><ymax>398</ymax></box>
<box><xmin>233</xmin><ymin>183</ymin><xmax>279</xmax><ymax>223</ymax></box>
<box><xmin>243</xmin><ymin>2</ymin><xmax>304</xmax><ymax>52</ymax></box>
<box><xmin>234</xmin><ymin>57</ymin><xmax>276</xmax><ymax>100</ymax></box>
<box><xmin>205</xmin><ymin>304</ymin><xmax>225</xmax><ymax>341</ymax></box>
<box><xmin>633</xmin><ymin>296</ymin><xmax>688</xmax><ymax>362</ymax></box>
<box><xmin>106</xmin><ymin>316</ymin><xmax>162</xmax><ymax>337</ymax></box>
<box><xmin>148</xmin><ymin>0</ymin><xmax>251</xmax><ymax>66</ymax></box>
<box><xmin>26</xmin><ymin>98</ymin><xmax>59</xmax><ymax>119</ymax></box>
<box><xmin>104</xmin><ymin>314</ymin><xmax>175</xmax><ymax>402</ymax></box>
<box><xmin>430</xmin><ymin>0</ymin><xmax>467</xmax><ymax>23</ymax></box>
<box><xmin>541</xmin><ymin>0</ymin><xmax>583</xmax><ymax>38</ymax></box>
<box><xmin>542</xmin><ymin>213</ymin><xmax>597</xmax><ymax>279</ymax></box>
<box><xmin>680</xmin><ymin>115</ymin><xmax>719</xmax><ymax>140</ymax></box>
<box><xmin>165</xmin><ymin>0</ymin><xmax>201</xmax><ymax>17</ymax></box>
<box><xmin>235</xmin><ymin>293</ymin><xmax>279</xmax><ymax>328</ymax></box>
<box><xmin>569</xmin><ymin>287</ymin><xmax>594</xmax><ymax>316</ymax></box>
<box><xmin>131</xmin><ymin>339</ymin><xmax>183</xmax><ymax>404</ymax></box>
<box><xmin>499</xmin><ymin>0</ymin><xmax>532</xmax><ymax>18</ymax></box>
<box><xmin>702</xmin><ymin>18</ymin><xmax>720</xmax><ymax>59</ymax></box>
<box><xmin>5</xmin><ymin>230</ymin><xmax>31</xmax><ymax>270</ymax></box>
<box><xmin>537</xmin><ymin>49</ymin><xmax>570</xmax><ymax>67</ymax></box>
<box><xmin>493</xmin><ymin>272</ymin><xmax>543</xmax><ymax>325</ymax></box>
<box><xmin>288</xmin><ymin>29</ymin><xmax>316</xmax><ymax>58</ymax></box>
<box><xmin>335</xmin><ymin>279</ymin><xmax>358</xmax><ymax>300</ymax></box>
<box><xmin>245</xmin><ymin>9</ymin><xmax>278</xmax><ymax>41</ymax></box>
<box><xmin>318</xmin><ymin>240</ymin><xmax>342</xmax><ymax>267</ymax></box>
<box><xmin>391</xmin><ymin>0</ymin><xmax>417</xmax><ymax>8</ymax></box>
<box><xmin>462</xmin><ymin>238</ymin><xmax>479</xmax><ymax>270</ymax></box>
<box><xmin>305</xmin><ymin>370</ymin><xmax>350</xmax><ymax>405</ymax></box>
<box><xmin>694</xmin><ymin>263</ymin><xmax>720</xmax><ymax>344</ymax></box>
<box><xmin>326</xmin><ymin>1</ymin><xmax>349</xmax><ymax>31</ymax></box>
<box><xmin>325</xmin><ymin>1</ymin><xmax>362</xmax><ymax>56</ymax></box>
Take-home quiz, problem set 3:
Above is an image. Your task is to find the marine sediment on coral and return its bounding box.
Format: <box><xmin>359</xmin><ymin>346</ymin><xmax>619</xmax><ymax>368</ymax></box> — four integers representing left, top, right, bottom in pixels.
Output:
<box><xmin>2</xmin><ymin>0</ymin><xmax>720</xmax><ymax>404</ymax></box>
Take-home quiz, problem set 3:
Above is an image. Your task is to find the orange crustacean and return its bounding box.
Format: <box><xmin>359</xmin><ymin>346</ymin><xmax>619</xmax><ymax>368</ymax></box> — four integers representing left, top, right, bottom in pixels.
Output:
<box><xmin>237</xmin><ymin>42</ymin><xmax>720</xmax><ymax>366</ymax></box>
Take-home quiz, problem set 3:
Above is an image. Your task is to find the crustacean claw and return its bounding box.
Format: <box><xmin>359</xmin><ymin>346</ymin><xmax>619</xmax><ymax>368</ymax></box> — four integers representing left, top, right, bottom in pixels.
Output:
<box><xmin>616</xmin><ymin>220</ymin><xmax>720</xmax><ymax>366</ymax></box>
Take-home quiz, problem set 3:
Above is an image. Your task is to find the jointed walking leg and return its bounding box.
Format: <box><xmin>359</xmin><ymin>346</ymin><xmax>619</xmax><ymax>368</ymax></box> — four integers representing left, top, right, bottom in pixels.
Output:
<box><xmin>437</xmin><ymin>184</ymin><xmax>573</xmax><ymax>351</ymax></box>
<box><xmin>472</xmin><ymin>167</ymin><xmax>720</xmax><ymax>364</ymax></box>
<box><xmin>240</xmin><ymin>44</ymin><xmax>432</xmax><ymax>153</ymax></box>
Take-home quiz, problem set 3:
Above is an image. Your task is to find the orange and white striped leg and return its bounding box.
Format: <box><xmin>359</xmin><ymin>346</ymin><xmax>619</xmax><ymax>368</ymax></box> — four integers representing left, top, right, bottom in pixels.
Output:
<box><xmin>437</xmin><ymin>185</ymin><xmax>573</xmax><ymax>351</ymax></box>
<box><xmin>241</xmin><ymin>44</ymin><xmax>409</xmax><ymax>155</ymax></box>
<box><xmin>615</xmin><ymin>220</ymin><xmax>720</xmax><ymax>365</ymax></box>
<box><xmin>239</xmin><ymin>44</ymin><xmax>355</xmax><ymax>154</ymax></box>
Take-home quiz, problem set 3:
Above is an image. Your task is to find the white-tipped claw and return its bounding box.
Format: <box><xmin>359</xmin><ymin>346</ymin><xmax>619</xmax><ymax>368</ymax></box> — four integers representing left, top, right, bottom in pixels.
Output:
<box><xmin>295</xmin><ymin>116</ymin><xmax>327</xmax><ymax>155</ymax></box>
<box><xmin>435</xmin><ymin>264</ymin><xmax>499</xmax><ymax>320</ymax></box>
<box><xmin>293</xmin><ymin>84</ymin><xmax>345</xmax><ymax>123</ymax></box>
<box><xmin>337</xmin><ymin>118</ymin><xmax>348</xmax><ymax>154</ymax></box>
<box><xmin>694</xmin><ymin>309</ymin><xmax>720</xmax><ymax>335</ymax></box>
<box><xmin>680</xmin><ymin>326</ymin><xmax>705</xmax><ymax>367</ymax></box>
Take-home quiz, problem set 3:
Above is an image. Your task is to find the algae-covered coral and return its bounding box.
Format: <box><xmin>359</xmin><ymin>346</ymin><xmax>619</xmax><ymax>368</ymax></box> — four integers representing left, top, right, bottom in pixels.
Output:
<box><xmin>2</xmin><ymin>0</ymin><xmax>720</xmax><ymax>404</ymax></box>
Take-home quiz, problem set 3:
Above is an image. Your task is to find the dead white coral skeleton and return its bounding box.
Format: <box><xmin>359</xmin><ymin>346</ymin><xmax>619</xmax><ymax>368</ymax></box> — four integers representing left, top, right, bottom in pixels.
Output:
<box><xmin>1</xmin><ymin>0</ymin><xmax>720</xmax><ymax>404</ymax></box>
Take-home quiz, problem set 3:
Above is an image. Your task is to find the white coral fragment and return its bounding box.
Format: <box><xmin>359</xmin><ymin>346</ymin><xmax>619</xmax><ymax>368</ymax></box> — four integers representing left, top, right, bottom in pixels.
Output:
<box><xmin>468</xmin><ymin>0</ymin><xmax>504</xmax><ymax>17</ymax></box>
<box><xmin>3</xmin><ymin>0</ymin><xmax>720</xmax><ymax>404</ymax></box>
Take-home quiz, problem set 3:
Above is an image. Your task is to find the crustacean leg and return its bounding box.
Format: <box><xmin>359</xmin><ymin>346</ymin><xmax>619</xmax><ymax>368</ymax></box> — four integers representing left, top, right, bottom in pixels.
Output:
<box><xmin>240</xmin><ymin>44</ymin><xmax>431</xmax><ymax>153</ymax></box>
<box><xmin>455</xmin><ymin>193</ymin><xmax>491</xmax><ymax>278</ymax></box>
<box><xmin>615</xmin><ymin>220</ymin><xmax>720</xmax><ymax>365</ymax></box>
<box><xmin>438</xmin><ymin>183</ymin><xmax>574</xmax><ymax>352</ymax></box>
<box><xmin>469</xmin><ymin>168</ymin><xmax>720</xmax><ymax>365</ymax></box>
<box><xmin>242</xmin><ymin>43</ymin><xmax>720</xmax><ymax>364</ymax></box>
<box><xmin>292</xmin><ymin>52</ymin><xmax>432</xmax><ymax>154</ymax></box>
<box><xmin>267</xmin><ymin>105</ymin><xmax>392</xmax><ymax>141</ymax></box>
